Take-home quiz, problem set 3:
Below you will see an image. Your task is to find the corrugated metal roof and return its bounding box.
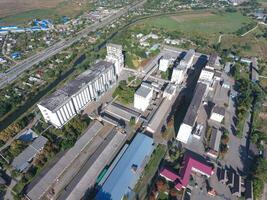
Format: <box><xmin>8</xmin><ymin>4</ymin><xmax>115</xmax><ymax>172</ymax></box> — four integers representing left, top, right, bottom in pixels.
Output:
<box><xmin>39</xmin><ymin>61</ymin><xmax>114</xmax><ymax>111</ymax></box>
<box><xmin>209</xmin><ymin>128</ymin><xmax>222</xmax><ymax>152</ymax></box>
<box><xmin>26</xmin><ymin>121</ymin><xmax>103</xmax><ymax>200</ymax></box>
<box><xmin>183</xmin><ymin>82</ymin><xmax>207</xmax><ymax>126</ymax></box>
<box><xmin>96</xmin><ymin>133</ymin><xmax>154</xmax><ymax>200</ymax></box>
<box><xmin>12</xmin><ymin>136</ymin><xmax>48</xmax><ymax>171</ymax></box>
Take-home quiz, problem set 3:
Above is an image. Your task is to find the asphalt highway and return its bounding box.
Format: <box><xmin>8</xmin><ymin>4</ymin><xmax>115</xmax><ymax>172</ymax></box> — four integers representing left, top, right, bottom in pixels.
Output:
<box><xmin>0</xmin><ymin>0</ymin><xmax>146</xmax><ymax>89</ymax></box>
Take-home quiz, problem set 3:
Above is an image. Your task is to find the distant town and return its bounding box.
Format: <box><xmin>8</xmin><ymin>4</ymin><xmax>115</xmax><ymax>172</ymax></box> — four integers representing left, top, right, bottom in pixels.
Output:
<box><xmin>0</xmin><ymin>0</ymin><xmax>266</xmax><ymax>200</ymax></box>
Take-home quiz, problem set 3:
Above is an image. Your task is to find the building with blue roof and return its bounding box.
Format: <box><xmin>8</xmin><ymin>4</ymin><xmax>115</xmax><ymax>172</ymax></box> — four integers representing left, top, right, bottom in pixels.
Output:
<box><xmin>96</xmin><ymin>133</ymin><xmax>155</xmax><ymax>200</ymax></box>
<box><xmin>11</xmin><ymin>52</ymin><xmax>21</xmax><ymax>59</ymax></box>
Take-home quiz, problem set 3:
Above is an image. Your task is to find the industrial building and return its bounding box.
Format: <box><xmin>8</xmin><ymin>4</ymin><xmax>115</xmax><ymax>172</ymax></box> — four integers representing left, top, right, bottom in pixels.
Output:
<box><xmin>207</xmin><ymin>128</ymin><xmax>222</xmax><ymax>158</ymax></box>
<box><xmin>96</xmin><ymin>133</ymin><xmax>154</xmax><ymax>200</ymax></box>
<box><xmin>159</xmin><ymin>58</ymin><xmax>170</xmax><ymax>72</ymax></box>
<box><xmin>26</xmin><ymin>121</ymin><xmax>105</xmax><ymax>200</ymax></box>
<box><xmin>38</xmin><ymin>61</ymin><xmax>116</xmax><ymax>128</ymax></box>
<box><xmin>134</xmin><ymin>82</ymin><xmax>153</xmax><ymax>112</ymax></box>
<box><xmin>210</xmin><ymin>105</ymin><xmax>225</xmax><ymax>123</ymax></box>
<box><xmin>176</xmin><ymin>82</ymin><xmax>207</xmax><ymax>144</ymax></box>
<box><xmin>199</xmin><ymin>68</ymin><xmax>215</xmax><ymax>84</ymax></box>
<box><xmin>100</xmin><ymin>102</ymin><xmax>141</xmax><ymax>127</ymax></box>
<box><xmin>171</xmin><ymin>49</ymin><xmax>195</xmax><ymax>84</ymax></box>
<box><xmin>37</xmin><ymin>43</ymin><xmax>123</xmax><ymax>128</ymax></box>
<box><xmin>171</xmin><ymin>66</ymin><xmax>185</xmax><ymax>84</ymax></box>
<box><xmin>206</xmin><ymin>53</ymin><xmax>220</xmax><ymax>70</ymax></box>
<box><xmin>180</xmin><ymin>49</ymin><xmax>195</xmax><ymax>69</ymax></box>
<box><xmin>106</xmin><ymin>43</ymin><xmax>124</xmax><ymax>75</ymax></box>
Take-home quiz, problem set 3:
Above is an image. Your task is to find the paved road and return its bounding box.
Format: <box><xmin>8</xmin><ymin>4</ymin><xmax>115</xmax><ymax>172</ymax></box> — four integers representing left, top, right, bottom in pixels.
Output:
<box><xmin>262</xmin><ymin>183</ymin><xmax>267</xmax><ymax>200</ymax></box>
<box><xmin>0</xmin><ymin>0</ymin><xmax>146</xmax><ymax>89</ymax></box>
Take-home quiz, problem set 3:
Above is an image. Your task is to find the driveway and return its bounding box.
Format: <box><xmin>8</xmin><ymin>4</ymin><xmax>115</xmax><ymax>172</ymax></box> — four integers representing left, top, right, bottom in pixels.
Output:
<box><xmin>223</xmin><ymin>87</ymin><xmax>252</xmax><ymax>175</ymax></box>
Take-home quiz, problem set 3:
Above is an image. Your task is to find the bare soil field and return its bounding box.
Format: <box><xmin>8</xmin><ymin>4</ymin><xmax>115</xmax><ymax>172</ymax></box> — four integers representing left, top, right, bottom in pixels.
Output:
<box><xmin>170</xmin><ymin>12</ymin><xmax>215</xmax><ymax>22</ymax></box>
<box><xmin>0</xmin><ymin>0</ymin><xmax>89</xmax><ymax>25</ymax></box>
<box><xmin>0</xmin><ymin>0</ymin><xmax>64</xmax><ymax>18</ymax></box>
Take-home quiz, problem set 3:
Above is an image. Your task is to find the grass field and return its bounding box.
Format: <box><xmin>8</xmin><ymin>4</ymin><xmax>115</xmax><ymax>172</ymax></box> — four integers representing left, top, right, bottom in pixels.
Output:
<box><xmin>136</xmin><ymin>11</ymin><xmax>252</xmax><ymax>34</ymax></box>
<box><xmin>0</xmin><ymin>0</ymin><xmax>89</xmax><ymax>25</ymax></box>
<box><xmin>131</xmin><ymin>10</ymin><xmax>267</xmax><ymax>60</ymax></box>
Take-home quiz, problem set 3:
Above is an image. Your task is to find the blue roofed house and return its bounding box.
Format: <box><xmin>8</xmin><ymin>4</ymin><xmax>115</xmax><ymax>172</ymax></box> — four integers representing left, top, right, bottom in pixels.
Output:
<box><xmin>11</xmin><ymin>52</ymin><xmax>21</xmax><ymax>59</ymax></box>
<box><xmin>96</xmin><ymin>133</ymin><xmax>155</xmax><ymax>200</ymax></box>
<box><xmin>18</xmin><ymin>129</ymin><xmax>38</xmax><ymax>142</ymax></box>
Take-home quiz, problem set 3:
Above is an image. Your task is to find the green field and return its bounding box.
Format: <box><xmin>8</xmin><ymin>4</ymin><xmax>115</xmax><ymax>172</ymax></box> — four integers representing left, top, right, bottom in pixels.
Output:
<box><xmin>0</xmin><ymin>9</ymin><xmax>55</xmax><ymax>25</ymax></box>
<box><xmin>137</xmin><ymin>11</ymin><xmax>253</xmax><ymax>35</ymax></box>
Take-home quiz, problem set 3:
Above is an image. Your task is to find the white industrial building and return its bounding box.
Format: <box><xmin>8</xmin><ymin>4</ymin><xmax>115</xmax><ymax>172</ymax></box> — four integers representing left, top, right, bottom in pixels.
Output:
<box><xmin>210</xmin><ymin>105</ymin><xmax>225</xmax><ymax>123</ymax></box>
<box><xmin>163</xmin><ymin>84</ymin><xmax>176</xmax><ymax>100</ymax></box>
<box><xmin>38</xmin><ymin>44</ymin><xmax>123</xmax><ymax>128</ymax></box>
<box><xmin>134</xmin><ymin>83</ymin><xmax>153</xmax><ymax>112</ymax></box>
<box><xmin>176</xmin><ymin>82</ymin><xmax>207</xmax><ymax>144</ymax></box>
<box><xmin>38</xmin><ymin>61</ymin><xmax>117</xmax><ymax>128</ymax></box>
<box><xmin>180</xmin><ymin>49</ymin><xmax>195</xmax><ymax>69</ymax></box>
<box><xmin>199</xmin><ymin>68</ymin><xmax>214</xmax><ymax>83</ymax></box>
<box><xmin>206</xmin><ymin>53</ymin><xmax>220</xmax><ymax>70</ymax></box>
<box><xmin>171</xmin><ymin>67</ymin><xmax>185</xmax><ymax>84</ymax></box>
<box><xmin>171</xmin><ymin>49</ymin><xmax>195</xmax><ymax>84</ymax></box>
<box><xmin>159</xmin><ymin>58</ymin><xmax>170</xmax><ymax>72</ymax></box>
<box><xmin>106</xmin><ymin>43</ymin><xmax>124</xmax><ymax>75</ymax></box>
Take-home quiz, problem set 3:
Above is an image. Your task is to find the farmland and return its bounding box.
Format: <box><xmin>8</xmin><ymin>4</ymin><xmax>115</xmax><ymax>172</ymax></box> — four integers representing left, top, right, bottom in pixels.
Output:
<box><xmin>136</xmin><ymin>11</ymin><xmax>253</xmax><ymax>35</ymax></box>
<box><xmin>0</xmin><ymin>0</ymin><xmax>90</xmax><ymax>25</ymax></box>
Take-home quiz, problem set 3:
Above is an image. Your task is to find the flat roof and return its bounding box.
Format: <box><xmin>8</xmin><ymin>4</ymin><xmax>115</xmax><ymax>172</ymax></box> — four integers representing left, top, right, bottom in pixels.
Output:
<box><xmin>26</xmin><ymin>121</ymin><xmax>103</xmax><ymax>200</ymax></box>
<box><xmin>96</xmin><ymin>133</ymin><xmax>154</xmax><ymax>200</ymax></box>
<box><xmin>209</xmin><ymin>128</ymin><xmax>222</xmax><ymax>152</ymax></box>
<box><xmin>135</xmin><ymin>84</ymin><xmax>152</xmax><ymax>98</ymax></box>
<box><xmin>244</xmin><ymin>180</ymin><xmax>253</xmax><ymax>199</ymax></box>
<box><xmin>107</xmin><ymin>43</ymin><xmax>122</xmax><ymax>50</ymax></box>
<box><xmin>65</xmin><ymin>131</ymin><xmax>127</xmax><ymax>200</ymax></box>
<box><xmin>105</xmin><ymin>102</ymin><xmax>140</xmax><ymax>122</ymax></box>
<box><xmin>212</xmin><ymin>106</ymin><xmax>225</xmax><ymax>116</ymax></box>
<box><xmin>183</xmin><ymin>82</ymin><xmax>207</xmax><ymax>126</ymax></box>
<box><xmin>231</xmin><ymin>174</ymin><xmax>241</xmax><ymax>194</ymax></box>
<box><xmin>147</xmin><ymin>98</ymin><xmax>172</xmax><ymax>133</ymax></box>
<box><xmin>39</xmin><ymin>61</ymin><xmax>114</xmax><ymax>111</ymax></box>
<box><xmin>207</xmin><ymin>53</ymin><xmax>218</xmax><ymax>68</ymax></box>
<box><xmin>182</xmin><ymin>49</ymin><xmax>195</xmax><ymax>64</ymax></box>
<box><xmin>12</xmin><ymin>136</ymin><xmax>48</xmax><ymax>171</ymax></box>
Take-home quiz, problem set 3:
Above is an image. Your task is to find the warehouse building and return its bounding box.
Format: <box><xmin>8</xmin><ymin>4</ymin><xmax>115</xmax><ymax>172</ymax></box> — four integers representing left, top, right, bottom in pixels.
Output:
<box><xmin>38</xmin><ymin>61</ymin><xmax>116</xmax><ymax>128</ymax></box>
<box><xmin>207</xmin><ymin>128</ymin><xmax>222</xmax><ymax>158</ymax></box>
<box><xmin>26</xmin><ymin>121</ymin><xmax>104</xmax><ymax>200</ymax></box>
<box><xmin>96</xmin><ymin>133</ymin><xmax>154</xmax><ymax>200</ymax></box>
<box><xmin>176</xmin><ymin>82</ymin><xmax>207</xmax><ymax>144</ymax></box>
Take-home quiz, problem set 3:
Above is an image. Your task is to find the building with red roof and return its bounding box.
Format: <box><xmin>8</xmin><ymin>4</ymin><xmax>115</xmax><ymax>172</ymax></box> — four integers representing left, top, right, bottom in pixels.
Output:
<box><xmin>160</xmin><ymin>153</ymin><xmax>214</xmax><ymax>190</ymax></box>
